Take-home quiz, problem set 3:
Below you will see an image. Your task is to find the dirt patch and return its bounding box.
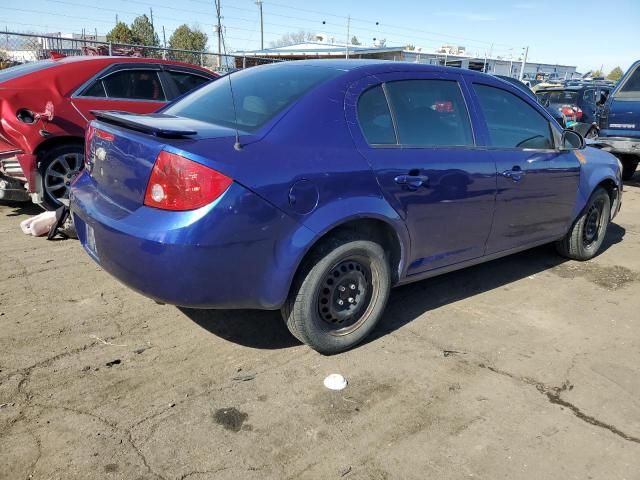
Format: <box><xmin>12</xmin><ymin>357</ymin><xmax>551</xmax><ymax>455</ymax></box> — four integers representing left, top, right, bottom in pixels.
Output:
<box><xmin>213</xmin><ymin>407</ymin><xmax>250</xmax><ymax>432</ymax></box>
<box><xmin>551</xmin><ymin>262</ymin><xmax>640</xmax><ymax>290</ymax></box>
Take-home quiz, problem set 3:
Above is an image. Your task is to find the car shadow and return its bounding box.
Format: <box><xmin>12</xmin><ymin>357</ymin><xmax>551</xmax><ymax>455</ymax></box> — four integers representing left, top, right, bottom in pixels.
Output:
<box><xmin>366</xmin><ymin>223</ymin><xmax>625</xmax><ymax>345</ymax></box>
<box><xmin>0</xmin><ymin>200</ymin><xmax>42</xmax><ymax>217</ymax></box>
<box><xmin>179</xmin><ymin>223</ymin><xmax>625</xmax><ymax>351</ymax></box>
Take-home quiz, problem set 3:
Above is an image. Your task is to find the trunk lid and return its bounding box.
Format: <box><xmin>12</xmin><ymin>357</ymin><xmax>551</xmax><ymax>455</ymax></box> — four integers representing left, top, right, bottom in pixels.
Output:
<box><xmin>86</xmin><ymin>112</ymin><xmax>240</xmax><ymax>211</ymax></box>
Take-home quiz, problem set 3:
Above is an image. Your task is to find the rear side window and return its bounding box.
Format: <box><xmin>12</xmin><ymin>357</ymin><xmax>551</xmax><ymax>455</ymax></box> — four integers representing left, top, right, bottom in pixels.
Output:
<box><xmin>102</xmin><ymin>70</ymin><xmax>165</xmax><ymax>101</ymax></box>
<box><xmin>474</xmin><ymin>84</ymin><xmax>553</xmax><ymax>149</ymax></box>
<box><xmin>83</xmin><ymin>80</ymin><xmax>106</xmax><ymax>97</ymax></box>
<box><xmin>164</xmin><ymin>64</ymin><xmax>341</xmax><ymax>132</ymax></box>
<box><xmin>384</xmin><ymin>80</ymin><xmax>473</xmax><ymax>147</ymax></box>
<box><xmin>615</xmin><ymin>65</ymin><xmax>640</xmax><ymax>100</ymax></box>
<box><xmin>168</xmin><ymin>71</ymin><xmax>210</xmax><ymax>96</ymax></box>
<box><xmin>357</xmin><ymin>85</ymin><xmax>396</xmax><ymax>145</ymax></box>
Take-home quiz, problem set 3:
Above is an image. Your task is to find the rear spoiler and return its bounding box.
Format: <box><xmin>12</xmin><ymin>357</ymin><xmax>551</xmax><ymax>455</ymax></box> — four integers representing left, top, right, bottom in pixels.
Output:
<box><xmin>92</xmin><ymin>111</ymin><xmax>197</xmax><ymax>138</ymax></box>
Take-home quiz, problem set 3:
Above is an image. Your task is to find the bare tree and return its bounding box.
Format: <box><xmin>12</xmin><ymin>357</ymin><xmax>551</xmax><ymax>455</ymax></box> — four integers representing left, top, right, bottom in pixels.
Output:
<box><xmin>269</xmin><ymin>30</ymin><xmax>315</xmax><ymax>48</ymax></box>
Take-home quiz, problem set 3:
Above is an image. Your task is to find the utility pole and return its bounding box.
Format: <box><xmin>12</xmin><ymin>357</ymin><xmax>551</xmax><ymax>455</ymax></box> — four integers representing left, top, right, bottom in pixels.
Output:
<box><xmin>149</xmin><ymin>8</ymin><xmax>155</xmax><ymax>33</ymax></box>
<box><xmin>115</xmin><ymin>14</ymin><xmax>118</xmax><ymax>24</ymax></box>
<box><xmin>346</xmin><ymin>15</ymin><xmax>350</xmax><ymax>59</ymax></box>
<box><xmin>255</xmin><ymin>1</ymin><xmax>264</xmax><ymax>50</ymax></box>
<box><xmin>162</xmin><ymin>26</ymin><xmax>166</xmax><ymax>48</ymax></box>
<box><xmin>215</xmin><ymin>0</ymin><xmax>222</xmax><ymax>69</ymax></box>
<box><xmin>519</xmin><ymin>46</ymin><xmax>529</xmax><ymax>81</ymax></box>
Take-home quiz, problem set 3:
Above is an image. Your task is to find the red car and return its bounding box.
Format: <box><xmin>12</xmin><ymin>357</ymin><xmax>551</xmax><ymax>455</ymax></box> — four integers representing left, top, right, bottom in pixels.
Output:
<box><xmin>0</xmin><ymin>56</ymin><xmax>217</xmax><ymax>209</ymax></box>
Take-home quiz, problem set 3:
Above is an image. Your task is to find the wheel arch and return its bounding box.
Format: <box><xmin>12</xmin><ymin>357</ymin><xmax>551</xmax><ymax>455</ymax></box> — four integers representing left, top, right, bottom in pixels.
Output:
<box><xmin>34</xmin><ymin>135</ymin><xmax>84</xmax><ymax>162</ymax></box>
<box><xmin>286</xmin><ymin>214</ymin><xmax>409</xmax><ymax>298</ymax></box>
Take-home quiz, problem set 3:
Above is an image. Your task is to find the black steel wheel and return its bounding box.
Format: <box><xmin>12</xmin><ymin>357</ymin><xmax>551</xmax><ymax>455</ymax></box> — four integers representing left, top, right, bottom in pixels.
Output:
<box><xmin>282</xmin><ymin>234</ymin><xmax>391</xmax><ymax>354</ymax></box>
<box><xmin>556</xmin><ymin>187</ymin><xmax>611</xmax><ymax>261</ymax></box>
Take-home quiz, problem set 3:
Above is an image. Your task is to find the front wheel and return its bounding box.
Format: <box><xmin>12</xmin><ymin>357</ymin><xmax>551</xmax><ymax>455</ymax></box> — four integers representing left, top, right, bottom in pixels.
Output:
<box><xmin>282</xmin><ymin>235</ymin><xmax>391</xmax><ymax>354</ymax></box>
<box><xmin>38</xmin><ymin>144</ymin><xmax>84</xmax><ymax>211</ymax></box>
<box><xmin>556</xmin><ymin>187</ymin><xmax>611</xmax><ymax>261</ymax></box>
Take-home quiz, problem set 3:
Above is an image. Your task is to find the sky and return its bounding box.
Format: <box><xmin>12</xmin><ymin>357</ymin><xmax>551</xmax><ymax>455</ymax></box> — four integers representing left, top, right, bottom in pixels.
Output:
<box><xmin>3</xmin><ymin>0</ymin><xmax>639</xmax><ymax>74</ymax></box>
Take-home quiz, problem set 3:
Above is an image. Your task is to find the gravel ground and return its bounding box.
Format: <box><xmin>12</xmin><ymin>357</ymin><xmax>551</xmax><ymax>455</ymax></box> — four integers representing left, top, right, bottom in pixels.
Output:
<box><xmin>1</xmin><ymin>177</ymin><xmax>639</xmax><ymax>480</ymax></box>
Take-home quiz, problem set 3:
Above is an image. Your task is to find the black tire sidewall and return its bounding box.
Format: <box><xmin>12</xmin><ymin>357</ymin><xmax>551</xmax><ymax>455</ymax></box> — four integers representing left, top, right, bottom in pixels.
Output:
<box><xmin>38</xmin><ymin>143</ymin><xmax>84</xmax><ymax>211</ymax></box>
<box><xmin>286</xmin><ymin>239</ymin><xmax>391</xmax><ymax>354</ymax></box>
<box><xmin>569</xmin><ymin>188</ymin><xmax>611</xmax><ymax>260</ymax></box>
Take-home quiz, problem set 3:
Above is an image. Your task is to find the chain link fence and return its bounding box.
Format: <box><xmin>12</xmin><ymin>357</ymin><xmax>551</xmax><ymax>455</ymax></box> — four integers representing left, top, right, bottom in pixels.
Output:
<box><xmin>0</xmin><ymin>31</ymin><xmax>282</xmax><ymax>72</ymax></box>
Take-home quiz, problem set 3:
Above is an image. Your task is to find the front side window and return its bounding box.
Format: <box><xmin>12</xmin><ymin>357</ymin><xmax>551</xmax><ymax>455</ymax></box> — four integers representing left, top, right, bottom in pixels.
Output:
<box><xmin>474</xmin><ymin>84</ymin><xmax>554</xmax><ymax>149</ymax></box>
<box><xmin>384</xmin><ymin>79</ymin><xmax>474</xmax><ymax>147</ymax></box>
<box><xmin>357</xmin><ymin>85</ymin><xmax>396</xmax><ymax>145</ymax></box>
<box><xmin>582</xmin><ymin>89</ymin><xmax>595</xmax><ymax>104</ymax></box>
<box><xmin>101</xmin><ymin>70</ymin><xmax>165</xmax><ymax>101</ymax></box>
<box><xmin>615</xmin><ymin>65</ymin><xmax>640</xmax><ymax>100</ymax></box>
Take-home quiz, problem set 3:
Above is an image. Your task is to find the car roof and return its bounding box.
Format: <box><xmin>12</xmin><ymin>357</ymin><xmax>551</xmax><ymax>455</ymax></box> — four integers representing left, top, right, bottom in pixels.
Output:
<box><xmin>262</xmin><ymin>59</ymin><xmax>493</xmax><ymax>80</ymax></box>
<box><xmin>46</xmin><ymin>55</ymin><xmax>214</xmax><ymax>73</ymax></box>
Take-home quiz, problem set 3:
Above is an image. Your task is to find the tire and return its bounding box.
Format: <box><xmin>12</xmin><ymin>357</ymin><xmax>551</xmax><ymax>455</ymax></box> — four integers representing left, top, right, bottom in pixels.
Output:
<box><xmin>38</xmin><ymin>143</ymin><xmax>84</xmax><ymax>211</ymax></box>
<box><xmin>620</xmin><ymin>155</ymin><xmax>638</xmax><ymax>181</ymax></box>
<box><xmin>585</xmin><ymin>127</ymin><xmax>598</xmax><ymax>139</ymax></box>
<box><xmin>281</xmin><ymin>234</ymin><xmax>391</xmax><ymax>354</ymax></box>
<box><xmin>556</xmin><ymin>187</ymin><xmax>611</xmax><ymax>261</ymax></box>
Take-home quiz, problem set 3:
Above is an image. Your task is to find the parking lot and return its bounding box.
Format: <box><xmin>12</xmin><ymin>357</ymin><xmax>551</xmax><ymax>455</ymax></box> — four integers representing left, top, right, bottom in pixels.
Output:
<box><xmin>0</xmin><ymin>178</ymin><xmax>639</xmax><ymax>479</ymax></box>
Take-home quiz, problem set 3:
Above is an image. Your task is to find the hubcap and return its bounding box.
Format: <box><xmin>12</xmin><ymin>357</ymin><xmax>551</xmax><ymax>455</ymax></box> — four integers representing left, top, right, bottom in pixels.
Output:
<box><xmin>317</xmin><ymin>257</ymin><xmax>373</xmax><ymax>334</ymax></box>
<box><xmin>583</xmin><ymin>199</ymin><xmax>604</xmax><ymax>247</ymax></box>
<box><xmin>44</xmin><ymin>152</ymin><xmax>83</xmax><ymax>204</ymax></box>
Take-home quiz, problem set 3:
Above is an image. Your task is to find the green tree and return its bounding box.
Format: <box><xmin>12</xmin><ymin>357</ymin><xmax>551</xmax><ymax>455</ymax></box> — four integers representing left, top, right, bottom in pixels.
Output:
<box><xmin>591</xmin><ymin>69</ymin><xmax>604</xmax><ymax>78</ymax></box>
<box><xmin>405</xmin><ymin>44</ymin><xmax>416</xmax><ymax>51</ymax></box>
<box><xmin>169</xmin><ymin>24</ymin><xmax>208</xmax><ymax>64</ymax></box>
<box><xmin>351</xmin><ymin>36</ymin><xmax>361</xmax><ymax>45</ymax></box>
<box><xmin>131</xmin><ymin>14</ymin><xmax>159</xmax><ymax>47</ymax></box>
<box><xmin>607</xmin><ymin>66</ymin><xmax>624</xmax><ymax>82</ymax></box>
<box><xmin>106</xmin><ymin>21</ymin><xmax>135</xmax><ymax>44</ymax></box>
<box><xmin>270</xmin><ymin>31</ymin><xmax>315</xmax><ymax>47</ymax></box>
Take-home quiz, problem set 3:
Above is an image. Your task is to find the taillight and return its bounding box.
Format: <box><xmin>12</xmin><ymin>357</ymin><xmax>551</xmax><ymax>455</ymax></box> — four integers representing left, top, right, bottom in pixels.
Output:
<box><xmin>144</xmin><ymin>151</ymin><xmax>232</xmax><ymax>211</ymax></box>
<box><xmin>560</xmin><ymin>106</ymin><xmax>575</xmax><ymax>119</ymax></box>
<box><xmin>574</xmin><ymin>107</ymin><xmax>583</xmax><ymax>121</ymax></box>
<box><xmin>85</xmin><ymin>124</ymin><xmax>95</xmax><ymax>165</ymax></box>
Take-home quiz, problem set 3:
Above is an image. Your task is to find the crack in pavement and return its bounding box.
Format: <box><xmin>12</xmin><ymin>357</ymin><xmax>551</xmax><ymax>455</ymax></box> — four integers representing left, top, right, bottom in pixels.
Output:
<box><xmin>476</xmin><ymin>362</ymin><xmax>640</xmax><ymax>445</ymax></box>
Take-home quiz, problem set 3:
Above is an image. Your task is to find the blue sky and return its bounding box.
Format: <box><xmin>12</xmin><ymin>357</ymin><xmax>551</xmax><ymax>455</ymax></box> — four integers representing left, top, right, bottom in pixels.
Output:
<box><xmin>4</xmin><ymin>0</ymin><xmax>639</xmax><ymax>73</ymax></box>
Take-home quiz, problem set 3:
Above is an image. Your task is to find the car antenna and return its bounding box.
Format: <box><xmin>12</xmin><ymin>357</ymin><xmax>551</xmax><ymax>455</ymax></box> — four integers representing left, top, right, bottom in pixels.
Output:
<box><xmin>219</xmin><ymin>17</ymin><xmax>242</xmax><ymax>151</ymax></box>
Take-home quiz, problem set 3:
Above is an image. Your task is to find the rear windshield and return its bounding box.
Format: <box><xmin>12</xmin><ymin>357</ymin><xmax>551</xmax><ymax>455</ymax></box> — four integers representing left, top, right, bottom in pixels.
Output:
<box><xmin>537</xmin><ymin>90</ymin><xmax>579</xmax><ymax>107</ymax></box>
<box><xmin>615</xmin><ymin>65</ymin><xmax>640</xmax><ymax>100</ymax></box>
<box><xmin>0</xmin><ymin>60</ymin><xmax>56</xmax><ymax>84</ymax></box>
<box><xmin>163</xmin><ymin>63</ymin><xmax>342</xmax><ymax>132</ymax></box>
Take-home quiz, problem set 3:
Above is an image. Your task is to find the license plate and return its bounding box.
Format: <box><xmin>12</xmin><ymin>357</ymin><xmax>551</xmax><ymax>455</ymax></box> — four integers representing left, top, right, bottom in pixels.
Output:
<box><xmin>86</xmin><ymin>223</ymin><xmax>98</xmax><ymax>257</ymax></box>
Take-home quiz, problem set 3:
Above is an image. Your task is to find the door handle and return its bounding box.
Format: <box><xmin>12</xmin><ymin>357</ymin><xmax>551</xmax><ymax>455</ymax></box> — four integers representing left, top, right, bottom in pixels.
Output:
<box><xmin>394</xmin><ymin>174</ymin><xmax>430</xmax><ymax>190</ymax></box>
<box><xmin>501</xmin><ymin>166</ymin><xmax>526</xmax><ymax>182</ymax></box>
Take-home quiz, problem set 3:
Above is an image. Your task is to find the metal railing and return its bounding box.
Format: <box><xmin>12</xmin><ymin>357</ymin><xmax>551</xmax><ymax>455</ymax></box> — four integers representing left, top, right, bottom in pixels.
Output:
<box><xmin>0</xmin><ymin>31</ymin><xmax>283</xmax><ymax>72</ymax></box>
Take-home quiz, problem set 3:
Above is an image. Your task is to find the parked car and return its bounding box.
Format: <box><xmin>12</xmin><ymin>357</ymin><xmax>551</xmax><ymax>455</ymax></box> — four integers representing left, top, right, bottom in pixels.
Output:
<box><xmin>0</xmin><ymin>56</ymin><xmax>217</xmax><ymax>209</ymax></box>
<box><xmin>536</xmin><ymin>85</ymin><xmax>612</xmax><ymax>139</ymax></box>
<box><xmin>594</xmin><ymin>60</ymin><xmax>640</xmax><ymax>180</ymax></box>
<box><xmin>494</xmin><ymin>75</ymin><xmax>567</xmax><ymax>127</ymax></box>
<box><xmin>71</xmin><ymin>61</ymin><xmax>623</xmax><ymax>354</ymax></box>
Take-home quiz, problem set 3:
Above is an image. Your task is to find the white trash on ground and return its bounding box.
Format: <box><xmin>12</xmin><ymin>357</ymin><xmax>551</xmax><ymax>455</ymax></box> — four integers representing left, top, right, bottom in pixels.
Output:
<box><xmin>20</xmin><ymin>211</ymin><xmax>57</xmax><ymax>237</ymax></box>
<box><xmin>323</xmin><ymin>374</ymin><xmax>348</xmax><ymax>390</ymax></box>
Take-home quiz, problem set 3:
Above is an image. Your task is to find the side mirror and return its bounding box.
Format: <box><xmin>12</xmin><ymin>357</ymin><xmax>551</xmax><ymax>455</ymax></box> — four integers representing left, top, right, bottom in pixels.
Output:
<box><xmin>560</xmin><ymin>129</ymin><xmax>585</xmax><ymax>150</ymax></box>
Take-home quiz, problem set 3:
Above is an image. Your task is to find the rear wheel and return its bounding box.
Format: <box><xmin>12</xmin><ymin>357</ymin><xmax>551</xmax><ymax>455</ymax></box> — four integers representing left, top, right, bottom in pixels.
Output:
<box><xmin>38</xmin><ymin>144</ymin><xmax>84</xmax><ymax>211</ymax></box>
<box><xmin>556</xmin><ymin>187</ymin><xmax>611</xmax><ymax>261</ymax></box>
<box><xmin>282</xmin><ymin>234</ymin><xmax>391</xmax><ymax>354</ymax></box>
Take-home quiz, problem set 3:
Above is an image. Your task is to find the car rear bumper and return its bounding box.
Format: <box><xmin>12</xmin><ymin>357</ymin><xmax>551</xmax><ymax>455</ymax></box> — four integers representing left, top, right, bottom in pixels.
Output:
<box><xmin>70</xmin><ymin>171</ymin><xmax>314</xmax><ymax>310</ymax></box>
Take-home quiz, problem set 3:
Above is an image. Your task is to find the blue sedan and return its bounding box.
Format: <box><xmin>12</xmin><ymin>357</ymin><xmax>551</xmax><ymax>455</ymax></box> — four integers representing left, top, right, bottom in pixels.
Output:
<box><xmin>71</xmin><ymin>61</ymin><xmax>623</xmax><ymax>354</ymax></box>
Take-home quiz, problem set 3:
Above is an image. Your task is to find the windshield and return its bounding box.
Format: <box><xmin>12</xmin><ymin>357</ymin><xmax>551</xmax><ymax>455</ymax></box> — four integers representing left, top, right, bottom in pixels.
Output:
<box><xmin>537</xmin><ymin>90</ymin><xmax>579</xmax><ymax>107</ymax></box>
<box><xmin>615</xmin><ymin>64</ymin><xmax>640</xmax><ymax>100</ymax></box>
<box><xmin>0</xmin><ymin>60</ymin><xmax>56</xmax><ymax>84</ymax></box>
<box><xmin>164</xmin><ymin>63</ymin><xmax>342</xmax><ymax>132</ymax></box>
